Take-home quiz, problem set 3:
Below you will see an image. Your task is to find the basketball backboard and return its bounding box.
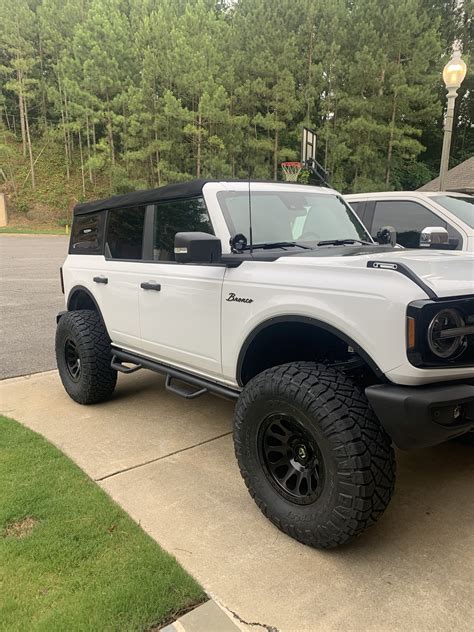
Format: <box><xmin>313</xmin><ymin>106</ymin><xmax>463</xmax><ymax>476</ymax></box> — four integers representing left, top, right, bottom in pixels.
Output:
<box><xmin>301</xmin><ymin>127</ymin><xmax>317</xmax><ymax>166</ymax></box>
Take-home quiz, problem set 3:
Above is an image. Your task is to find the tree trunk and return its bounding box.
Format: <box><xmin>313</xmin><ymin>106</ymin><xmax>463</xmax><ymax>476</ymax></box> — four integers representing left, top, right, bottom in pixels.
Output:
<box><xmin>106</xmin><ymin>92</ymin><xmax>115</xmax><ymax>166</ymax></box>
<box><xmin>24</xmin><ymin>97</ymin><xmax>35</xmax><ymax>189</ymax></box>
<box><xmin>2</xmin><ymin>131</ymin><xmax>17</xmax><ymax>194</ymax></box>
<box><xmin>385</xmin><ymin>53</ymin><xmax>401</xmax><ymax>185</ymax></box>
<box><xmin>122</xmin><ymin>101</ymin><xmax>128</xmax><ymax>175</ymax></box>
<box><xmin>85</xmin><ymin>113</ymin><xmax>93</xmax><ymax>183</ymax></box>
<box><xmin>196</xmin><ymin>107</ymin><xmax>202</xmax><ymax>178</ymax></box>
<box><xmin>58</xmin><ymin>75</ymin><xmax>70</xmax><ymax>180</ymax></box>
<box><xmin>324</xmin><ymin>133</ymin><xmax>329</xmax><ymax>172</ymax></box>
<box><xmin>273</xmin><ymin>126</ymin><xmax>279</xmax><ymax>181</ymax></box>
<box><xmin>148</xmin><ymin>155</ymin><xmax>154</xmax><ymax>187</ymax></box>
<box><xmin>385</xmin><ymin>96</ymin><xmax>397</xmax><ymax>185</ymax></box>
<box><xmin>3</xmin><ymin>105</ymin><xmax>11</xmax><ymax>132</ymax></box>
<box><xmin>78</xmin><ymin>129</ymin><xmax>86</xmax><ymax>195</ymax></box>
<box><xmin>17</xmin><ymin>69</ymin><xmax>27</xmax><ymax>157</ymax></box>
<box><xmin>64</xmin><ymin>88</ymin><xmax>72</xmax><ymax>155</ymax></box>
<box><xmin>324</xmin><ymin>60</ymin><xmax>334</xmax><ymax>172</ymax></box>
<box><xmin>38</xmin><ymin>34</ymin><xmax>48</xmax><ymax>128</ymax></box>
<box><xmin>154</xmin><ymin>128</ymin><xmax>161</xmax><ymax>187</ymax></box>
<box><xmin>305</xmin><ymin>5</ymin><xmax>316</xmax><ymax>122</ymax></box>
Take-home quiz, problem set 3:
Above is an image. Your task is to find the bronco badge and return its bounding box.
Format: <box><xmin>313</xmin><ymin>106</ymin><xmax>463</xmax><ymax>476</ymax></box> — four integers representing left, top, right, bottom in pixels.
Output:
<box><xmin>226</xmin><ymin>292</ymin><xmax>253</xmax><ymax>304</ymax></box>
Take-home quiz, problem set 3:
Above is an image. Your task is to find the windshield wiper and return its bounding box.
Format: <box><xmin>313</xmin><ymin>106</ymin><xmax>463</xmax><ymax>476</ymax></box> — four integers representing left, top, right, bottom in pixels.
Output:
<box><xmin>317</xmin><ymin>239</ymin><xmax>373</xmax><ymax>246</ymax></box>
<box><xmin>240</xmin><ymin>241</ymin><xmax>312</xmax><ymax>251</ymax></box>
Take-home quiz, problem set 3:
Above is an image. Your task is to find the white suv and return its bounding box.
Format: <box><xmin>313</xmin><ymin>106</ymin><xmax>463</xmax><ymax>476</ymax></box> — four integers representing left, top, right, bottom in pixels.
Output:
<box><xmin>345</xmin><ymin>191</ymin><xmax>474</xmax><ymax>251</ymax></box>
<box><xmin>56</xmin><ymin>180</ymin><xmax>474</xmax><ymax>549</ymax></box>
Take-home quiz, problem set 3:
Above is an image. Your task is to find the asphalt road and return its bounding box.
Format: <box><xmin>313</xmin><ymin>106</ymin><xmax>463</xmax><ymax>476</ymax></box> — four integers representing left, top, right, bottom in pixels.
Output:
<box><xmin>0</xmin><ymin>235</ymin><xmax>69</xmax><ymax>379</ymax></box>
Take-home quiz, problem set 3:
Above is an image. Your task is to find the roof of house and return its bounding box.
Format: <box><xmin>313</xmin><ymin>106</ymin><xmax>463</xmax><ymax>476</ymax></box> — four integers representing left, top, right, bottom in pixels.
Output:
<box><xmin>417</xmin><ymin>157</ymin><xmax>474</xmax><ymax>193</ymax></box>
<box><xmin>74</xmin><ymin>179</ymin><xmax>210</xmax><ymax>215</ymax></box>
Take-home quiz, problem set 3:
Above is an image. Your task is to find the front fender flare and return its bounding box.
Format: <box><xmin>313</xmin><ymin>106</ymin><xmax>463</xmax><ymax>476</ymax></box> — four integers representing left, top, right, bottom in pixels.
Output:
<box><xmin>236</xmin><ymin>314</ymin><xmax>384</xmax><ymax>386</ymax></box>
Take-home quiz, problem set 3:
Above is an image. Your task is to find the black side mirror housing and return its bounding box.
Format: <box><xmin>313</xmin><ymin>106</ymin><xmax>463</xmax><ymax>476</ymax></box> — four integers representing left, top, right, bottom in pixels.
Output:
<box><xmin>174</xmin><ymin>232</ymin><xmax>222</xmax><ymax>264</ymax></box>
<box><xmin>376</xmin><ymin>225</ymin><xmax>397</xmax><ymax>247</ymax></box>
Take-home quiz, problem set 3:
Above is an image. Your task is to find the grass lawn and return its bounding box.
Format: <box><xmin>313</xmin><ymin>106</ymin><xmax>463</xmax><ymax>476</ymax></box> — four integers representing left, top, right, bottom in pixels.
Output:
<box><xmin>0</xmin><ymin>415</ymin><xmax>205</xmax><ymax>631</ymax></box>
<box><xmin>0</xmin><ymin>226</ymin><xmax>66</xmax><ymax>235</ymax></box>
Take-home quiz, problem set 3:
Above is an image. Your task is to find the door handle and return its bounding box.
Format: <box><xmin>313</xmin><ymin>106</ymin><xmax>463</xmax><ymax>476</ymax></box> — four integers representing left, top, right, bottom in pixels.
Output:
<box><xmin>93</xmin><ymin>276</ymin><xmax>108</xmax><ymax>284</ymax></box>
<box><xmin>140</xmin><ymin>281</ymin><xmax>161</xmax><ymax>291</ymax></box>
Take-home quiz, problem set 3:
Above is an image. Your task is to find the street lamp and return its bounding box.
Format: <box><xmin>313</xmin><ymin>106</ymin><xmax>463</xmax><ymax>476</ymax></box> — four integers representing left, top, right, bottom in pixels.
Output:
<box><xmin>439</xmin><ymin>48</ymin><xmax>467</xmax><ymax>191</ymax></box>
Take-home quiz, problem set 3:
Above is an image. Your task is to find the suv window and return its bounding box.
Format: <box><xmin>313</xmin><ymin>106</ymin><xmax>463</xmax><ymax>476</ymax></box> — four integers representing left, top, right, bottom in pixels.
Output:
<box><xmin>70</xmin><ymin>212</ymin><xmax>105</xmax><ymax>254</ymax></box>
<box><xmin>218</xmin><ymin>191</ymin><xmax>370</xmax><ymax>244</ymax></box>
<box><xmin>153</xmin><ymin>197</ymin><xmax>213</xmax><ymax>261</ymax></box>
<box><xmin>432</xmin><ymin>195</ymin><xmax>474</xmax><ymax>229</ymax></box>
<box><xmin>106</xmin><ymin>206</ymin><xmax>146</xmax><ymax>260</ymax></box>
<box><xmin>372</xmin><ymin>200</ymin><xmax>461</xmax><ymax>249</ymax></box>
<box><xmin>348</xmin><ymin>201</ymin><xmax>365</xmax><ymax>221</ymax></box>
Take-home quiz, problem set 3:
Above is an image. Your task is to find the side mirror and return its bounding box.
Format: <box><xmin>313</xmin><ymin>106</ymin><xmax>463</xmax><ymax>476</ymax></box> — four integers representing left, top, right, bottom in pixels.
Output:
<box><xmin>174</xmin><ymin>232</ymin><xmax>222</xmax><ymax>264</ymax></box>
<box><xmin>419</xmin><ymin>226</ymin><xmax>449</xmax><ymax>248</ymax></box>
<box><xmin>376</xmin><ymin>225</ymin><xmax>397</xmax><ymax>247</ymax></box>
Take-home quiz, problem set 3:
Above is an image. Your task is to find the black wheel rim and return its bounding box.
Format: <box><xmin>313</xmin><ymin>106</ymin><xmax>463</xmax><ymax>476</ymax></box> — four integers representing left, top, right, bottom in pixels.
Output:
<box><xmin>258</xmin><ymin>413</ymin><xmax>324</xmax><ymax>505</ymax></box>
<box><xmin>64</xmin><ymin>338</ymin><xmax>81</xmax><ymax>382</ymax></box>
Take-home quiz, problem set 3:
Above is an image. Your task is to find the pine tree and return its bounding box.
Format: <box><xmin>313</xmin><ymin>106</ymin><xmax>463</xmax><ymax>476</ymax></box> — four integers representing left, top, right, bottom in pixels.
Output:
<box><xmin>0</xmin><ymin>0</ymin><xmax>38</xmax><ymax>188</ymax></box>
<box><xmin>0</xmin><ymin>0</ymin><xmax>465</xmax><ymax>207</ymax></box>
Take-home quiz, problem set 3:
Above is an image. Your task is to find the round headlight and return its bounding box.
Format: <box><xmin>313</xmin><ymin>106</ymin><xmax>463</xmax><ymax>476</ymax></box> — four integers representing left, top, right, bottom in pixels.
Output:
<box><xmin>427</xmin><ymin>308</ymin><xmax>466</xmax><ymax>359</ymax></box>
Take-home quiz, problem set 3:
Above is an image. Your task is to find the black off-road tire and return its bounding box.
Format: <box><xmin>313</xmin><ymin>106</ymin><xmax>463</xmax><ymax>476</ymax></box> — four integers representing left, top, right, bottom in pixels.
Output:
<box><xmin>234</xmin><ymin>362</ymin><xmax>395</xmax><ymax>549</ymax></box>
<box><xmin>56</xmin><ymin>309</ymin><xmax>117</xmax><ymax>404</ymax></box>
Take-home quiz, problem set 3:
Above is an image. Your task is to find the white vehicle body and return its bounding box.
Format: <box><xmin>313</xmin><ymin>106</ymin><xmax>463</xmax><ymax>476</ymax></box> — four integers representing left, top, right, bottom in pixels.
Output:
<box><xmin>57</xmin><ymin>179</ymin><xmax>474</xmax><ymax>548</ymax></box>
<box><xmin>345</xmin><ymin>191</ymin><xmax>474</xmax><ymax>252</ymax></box>
<box><xmin>62</xmin><ymin>182</ymin><xmax>474</xmax><ymax>389</ymax></box>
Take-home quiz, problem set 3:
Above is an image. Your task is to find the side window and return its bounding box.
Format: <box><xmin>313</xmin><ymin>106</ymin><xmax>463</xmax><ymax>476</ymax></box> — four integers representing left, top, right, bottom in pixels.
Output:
<box><xmin>348</xmin><ymin>201</ymin><xmax>365</xmax><ymax>221</ymax></box>
<box><xmin>106</xmin><ymin>206</ymin><xmax>146</xmax><ymax>260</ymax></box>
<box><xmin>372</xmin><ymin>201</ymin><xmax>450</xmax><ymax>248</ymax></box>
<box><xmin>70</xmin><ymin>212</ymin><xmax>105</xmax><ymax>254</ymax></box>
<box><xmin>153</xmin><ymin>197</ymin><xmax>213</xmax><ymax>262</ymax></box>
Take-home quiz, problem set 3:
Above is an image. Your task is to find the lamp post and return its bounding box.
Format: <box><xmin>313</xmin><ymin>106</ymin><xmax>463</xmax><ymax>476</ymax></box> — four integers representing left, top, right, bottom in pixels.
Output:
<box><xmin>439</xmin><ymin>48</ymin><xmax>467</xmax><ymax>191</ymax></box>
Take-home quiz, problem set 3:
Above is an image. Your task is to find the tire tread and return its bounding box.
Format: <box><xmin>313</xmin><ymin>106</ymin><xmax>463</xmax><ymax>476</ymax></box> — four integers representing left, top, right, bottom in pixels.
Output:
<box><xmin>234</xmin><ymin>362</ymin><xmax>395</xmax><ymax>548</ymax></box>
<box><xmin>56</xmin><ymin>310</ymin><xmax>117</xmax><ymax>404</ymax></box>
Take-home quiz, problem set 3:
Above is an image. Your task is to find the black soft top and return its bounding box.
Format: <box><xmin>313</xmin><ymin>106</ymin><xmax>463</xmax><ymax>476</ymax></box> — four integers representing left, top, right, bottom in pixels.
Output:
<box><xmin>73</xmin><ymin>179</ymin><xmax>211</xmax><ymax>215</ymax></box>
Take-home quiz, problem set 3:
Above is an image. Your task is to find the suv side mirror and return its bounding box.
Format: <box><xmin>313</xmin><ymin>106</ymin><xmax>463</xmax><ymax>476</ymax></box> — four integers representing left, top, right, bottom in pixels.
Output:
<box><xmin>376</xmin><ymin>225</ymin><xmax>397</xmax><ymax>247</ymax></box>
<box><xmin>174</xmin><ymin>232</ymin><xmax>222</xmax><ymax>264</ymax></box>
<box><xmin>419</xmin><ymin>226</ymin><xmax>449</xmax><ymax>248</ymax></box>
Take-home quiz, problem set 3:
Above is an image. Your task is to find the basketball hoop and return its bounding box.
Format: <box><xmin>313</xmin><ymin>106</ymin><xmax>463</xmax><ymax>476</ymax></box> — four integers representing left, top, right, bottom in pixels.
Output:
<box><xmin>281</xmin><ymin>161</ymin><xmax>302</xmax><ymax>182</ymax></box>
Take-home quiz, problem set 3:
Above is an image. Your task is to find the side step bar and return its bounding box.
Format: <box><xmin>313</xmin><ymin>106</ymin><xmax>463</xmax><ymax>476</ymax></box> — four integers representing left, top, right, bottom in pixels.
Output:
<box><xmin>165</xmin><ymin>375</ymin><xmax>207</xmax><ymax>400</ymax></box>
<box><xmin>111</xmin><ymin>348</ymin><xmax>240</xmax><ymax>401</ymax></box>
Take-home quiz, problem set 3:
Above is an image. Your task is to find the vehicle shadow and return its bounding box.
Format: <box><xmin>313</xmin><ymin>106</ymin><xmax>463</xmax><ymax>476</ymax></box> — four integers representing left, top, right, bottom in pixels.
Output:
<box><xmin>333</xmin><ymin>439</ymin><xmax>473</xmax><ymax>558</ymax></box>
<box><xmin>113</xmin><ymin>370</ymin><xmax>473</xmax><ymax>560</ymax></box>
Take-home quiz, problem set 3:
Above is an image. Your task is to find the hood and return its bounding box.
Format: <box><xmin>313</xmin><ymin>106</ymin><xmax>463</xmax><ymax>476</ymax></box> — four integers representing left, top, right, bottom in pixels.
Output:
<box><xmin>287</xmin><ymin>247</ymin><xmax>474</xmax><ymax>299</ymax></box>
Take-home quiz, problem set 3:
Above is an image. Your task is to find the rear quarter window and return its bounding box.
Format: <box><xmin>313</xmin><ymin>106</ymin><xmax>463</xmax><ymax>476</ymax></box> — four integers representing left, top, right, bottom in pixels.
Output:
<box><xmin>69</xmin><ymin>212</ymin><xmax>105</xmax><ymax>254</ymax></box>
<box><xmin>105</xmin><ymin>206</ymin><xmax>146</xmax><ymax>260</ymax></box>
<box><xmin>347</xmin><ymin>200</ymin><xmax>366</xmax><ymax>221</ymax></box>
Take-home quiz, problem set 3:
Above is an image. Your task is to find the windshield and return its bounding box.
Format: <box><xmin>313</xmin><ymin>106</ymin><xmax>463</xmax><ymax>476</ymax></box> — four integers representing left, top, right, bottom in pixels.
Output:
<box><xmin>432</xmin><ymin>195</ymin><xmax>474</xmax><ymax>229</ymax></box>
<box><xmin>217</xmin><ymin>191</ymin><xmax>371</xmax><ymax>245</ymax></box>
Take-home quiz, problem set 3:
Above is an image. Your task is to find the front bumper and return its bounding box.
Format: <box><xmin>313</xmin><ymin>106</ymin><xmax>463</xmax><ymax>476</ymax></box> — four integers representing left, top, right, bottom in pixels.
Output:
<box><xmin>366</xmin><ymin>381</ymin><xmax>474</xmax><ymax>449</ymax></box>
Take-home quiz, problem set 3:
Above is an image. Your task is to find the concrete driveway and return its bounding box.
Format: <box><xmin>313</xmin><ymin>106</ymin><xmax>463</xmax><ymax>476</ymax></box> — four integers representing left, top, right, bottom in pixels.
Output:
<box><xmin>0</xmin><ymin>235</ymin><xmax>68</xmax><ymax>379</ymax></box>
<box><xmin>1</xmin><ymin>369</ymin><xmax>472</xmax><ymax>632</ymax></box>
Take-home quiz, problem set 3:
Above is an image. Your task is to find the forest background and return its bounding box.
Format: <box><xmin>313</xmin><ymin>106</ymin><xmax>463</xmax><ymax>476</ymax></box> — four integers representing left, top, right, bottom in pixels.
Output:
<box><xmin>0</xmin><ymin>0</ymin><xmax>472</xmax><ymax>226</ymax></box>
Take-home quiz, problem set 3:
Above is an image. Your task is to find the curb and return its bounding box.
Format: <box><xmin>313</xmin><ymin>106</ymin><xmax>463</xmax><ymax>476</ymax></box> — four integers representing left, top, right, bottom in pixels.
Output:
<box><xmin>161</xmin><ymin>599</ymin><xmax>242</xmax><ymax>632</ymax></box>
<box><xmin>0</xmin><ymin>232</ymin><xmax>67</xmax><ymax>237</ymax></box>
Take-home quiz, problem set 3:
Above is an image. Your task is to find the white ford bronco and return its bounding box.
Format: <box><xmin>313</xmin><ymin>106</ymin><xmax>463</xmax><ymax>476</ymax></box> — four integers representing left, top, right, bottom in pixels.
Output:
<box><xmin>56</xmin><ymin>180</ymin><xmax>474</xmax><ymax>549</ymax></box>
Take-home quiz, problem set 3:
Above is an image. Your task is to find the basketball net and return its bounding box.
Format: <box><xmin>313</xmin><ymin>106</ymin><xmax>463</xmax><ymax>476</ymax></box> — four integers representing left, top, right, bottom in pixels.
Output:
<box><xmin>281</xmin><ymin>161</ymin><xmax>302</xmax><ymax>182</ymax></box>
